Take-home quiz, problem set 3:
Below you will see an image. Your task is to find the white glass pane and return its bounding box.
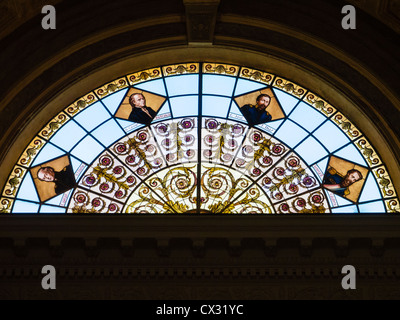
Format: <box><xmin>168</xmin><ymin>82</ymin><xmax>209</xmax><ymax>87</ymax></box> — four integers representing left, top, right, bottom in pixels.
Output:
<box><xmin>203</xmin><ymin>75</ymin><xmax>236</xmax><ymax>96</ymax></box>
<box><xmin>92</xmin><ymin>119</ymin><xmax>125</xmax><ymax>147</ymax></box>
<box><xmin>169</xmin><ymin>96</ymin><xmax>198</xmax><ymax>117</ymax></box>
<box><xmin>274</xmin><ymin>120</ymin><xmax>308</xmax><ymax>148</ymax></box>
<box><xmin>70</xmin><ymin>135</ymin><xmax>104</xmax><ymax>164</ymax></box>
<box><xmin>101</xmin><ymin>88</ymin><xmax>129</xmax><ymax>114</ymax></box>
<box><xmin>332</xmin><ymin>205</ymin><xmax>358</xmax><ymax>214</ymax></box>
<box><xmin>39</xmin><ymin>205</ymin><xmax>66</xmax><ymax>214</ymax></box>
<box><xmin>234</xmin><ymin>78</ymin><xmax>267</xmax><ymax>96</ymax></box>
<box><xmin>16</xmin><ymin>172</ymin><xmax>39</xmax><ymax>202</ymax></box>
<box><xmin>313</xmin><ymin>120</ymin><xmax>350</xmax><ymax>153</ymax></box>
<box><xmin>165</xmin><ymin>75</ymin><xmax>199</xmax><ymax>96</ymax></box>
<box><xmin>334</xmin><ymin>144</ymin><xmax>368</xmax><ymax>167</ymax></box>
<box><xmin>358</xmin><ymin>172</ymin><xmax>382</xmax><ymax>203</ymax></box>
<box><xmin>134</xmin><ymin>78</ymin><xmax>166</xmax><ymax>96</ymax></box>
<box><xmin>31</xmin><ymin>143</ymin><xmax>66</xmax><ymax>167</ymax></box>
<box><xmin>74</xmin><ymin>101</ymin><xmax>111</xmax><ymax>132</ymax></box>
<box><xmin>273</xmin><ymin>88</ymin><xmax>299</xmax><ymax>115</ymax></box>
<box><xmin>12</xmin><ymin>200</ymin><xmax>39</xmax><ymax>213</ymax></box>
<box><xmin>294</xmin><ymin>136</ymin><xmax>328</xmax><ymax>165</ymax></box>
<box><xmin>289</xmin><ymin>101</ymin><xmax>326</xmax><ymax>132</ymax></box>
<box><xmin>358</xmin><ymin>200</ymin><xmax>385</xmax><ymax>213</ymax></box>
<box><xmin>202</xmin><ymin>96</ymin><xmax>231</xmax><ymax>118</ymax></box>
<box><xmin>50</xmin><ymin>120</ymin><xmax>87</xmax><ymax>152</ymax></box>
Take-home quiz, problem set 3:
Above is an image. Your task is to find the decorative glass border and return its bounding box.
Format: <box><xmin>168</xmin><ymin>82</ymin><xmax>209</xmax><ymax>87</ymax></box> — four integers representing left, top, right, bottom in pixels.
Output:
<box><xmin>1</xmin><ymin>62</ymin><xmax>398</xmax><ymax>214</ymax></box>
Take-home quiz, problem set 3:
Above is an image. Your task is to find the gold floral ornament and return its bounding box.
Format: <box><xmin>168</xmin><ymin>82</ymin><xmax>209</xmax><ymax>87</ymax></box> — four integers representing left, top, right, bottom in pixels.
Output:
<box><xmin>240</xmin><ymin>67</ymin><xmax>274</xmax><ymax>85</ymax></box>
<box><xmin>127</xmin><ymin>67</ymin><xmax>162</xmax><ymax>85</ymax></box>
<box><xmin>201</xmin><ymin>166</ymin><xmax>272</xmax><ymax>213</ymax></box>
<box><xmin>332</xmin><ymin>112</ymin><xmax>361</xmax><ymax>140</ymax></box>
<box><xmin>17</xmin><ymin>137</ymin><xmax>45</xmax><ymax>167</ymax></box>
<box><xmin>203</xmin><ymin>63</ymin><xmax>239</xmax><ymax>76</ymax></box>
<box><xmin>65</xmin><ymin>92</ymin><xmax>97</xmax><ymax>117</ymax></box>
<box><xmin>385</xmin><ymin>199</ymin><xmax>400</xmax><ymax>213</ymax></box>
<box><xmin>373</xmin><ymin>166</ymin><xmax>397</xmax><ymax>199</ymax></box>
<box><xmin>95</xmin><ymin>77</ymin><xmax>128</xmax><ymax>98</ymax></box>
<box><xmin>215</xmin><ymin>185</ymin><xmax>273</xmax><ymax>214</ymax></box>
<box><xmin>125</xmin><ymin>184</ymin><xmax>183</xmax><ymax>214</ymax></box>
<box><xmin>2</xmin><ymin>166</ymin><xmax>27</xmax><ymax>197</ymax></box>
<box><xmin>70</xmin><ymin>189</ymin><xmax>121</xmax><ymax>214</ymax></box>
<box><xmin>147</xmin><ymin>165</ymin><xmax>197</xmax><ymax>210</ymax></box>
<box><xmin>0</xmin><ymin>198</ymin><xmax>13</xmax><ymax>214</ymax></box>
<box><xmin>355</xmin><ymin>137</ymin><xmax>382</xmax><ymax>167</ymax></box>
<box><xmin>276</xmin><ymin>191</ymin><xmax>327</xmax><ymax>214</ymax></box>
<box><xmin>162</xmin><ymin>63</ymin><xmax>199</xmax><ymax>76</ymax></box>
<box><xmin>39</xmin><ymin>112</ymin><xmax>69</xmax><ymax>140</ymax></box>
<box><xmin>304</xmin><ymin>92</ymin><xmax>336</xmax><ymax>117</ymax></box>
<box><xmin>273</xmin><ymin>77</ymin><xmax>307</xmax><ymax>99</ymax></box>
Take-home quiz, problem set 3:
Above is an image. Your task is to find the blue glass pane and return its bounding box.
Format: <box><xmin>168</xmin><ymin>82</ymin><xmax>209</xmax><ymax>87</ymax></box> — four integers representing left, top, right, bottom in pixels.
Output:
<box><xmin>169</xmin><ymin>96</ymin><xmax>198</xmax><ymax>117</ymax></box>
<box><xmin>165</xmin><ymin>75</ymin><xmax>199</xmax><ymax>96</ymax></box>
<box><xmin>50</xmin><ymin>120</ymin><xmax>87</xmax><ymax>152</ymax></box>
<box><xmin>45</xmin><ymin>193</ymin><xmax>65</xmax><ymax>206</ymax></box>
<box><xmin>273</xmin><ymin>88</ymin><xmax>299</xmax><ymax>115</ymax></box>
<box><xmin>116</xmin><ymin>119</ymin><xmax>145</xmax><ymax>134</ymax></box>
<box><xmin>313</xmin><ymin>120</ymin><xmax>350</xmax><ymax>153</ymax></box>
<box><xmin>294</xmin><ymin>136</ymin><xmax>328</xmax><ymax>165</ymax></box>
<box><xmin>12</xmin><ymin>200</ymin><xmax>40</xmax><ymax>213</ymax></box>
<box><xmin>134</xmin><ymin>78</ymin><xmax>166</xmax><ymax>96</ymax></box>
<box><xmin>289</xmin><ymin>102</ymin><xmax>326</xmax><ymax>132</ymax></box>
<box><xmin>334</xmin><ymin>144</ymin><xmax>368</xmax><ymax>167</ymax></box>
<box><xmin>70</xmin><ymin>156</ymin><xmax>87</xmax><ymax>181</ymax></box>
<box><xmin>16</xmin><ymin>172</ymin><xmax>39</xmax><ymax>202</ymax></box>
<box><xmin>31</xmin><ymin>143</ymin><xmax>66</xmax><ymax>167</ymax></box>
<box><xmin>153</xmin><ymin>101</ymin><xmax>172</xmax><ymax>122</ymax></box>
<box><xmin>70</xmin><ymin>135</ymin><xmax>104</xmax><ymax>164</ymax></box>
<box><xmin>228</xmin><ymin>102</ymin><xmax>247</xmax><ymax>123</ymax></box>
<box><xmin>326</xmin><ymin>190</ymin><xmax>353</xmax><ymax>208</ymax></box>
<box><xmin>101</xmin><ymin>88</ymin><xmax>129</xmax><ymax>114</ymax></box>
<box><xmin>274</xmin><ymin>120</ymin><xmax>308</xmax><ymax>148</ymax></box>
<box><xmin>40</xmin><ymin>205</ymin><xmax>66</xmax><ymax>214</ymax></box>
<box><xmin>203</xmin><ymin>75</ymin><xmax>236</xmax><ymax>96</ymax></box>
<box><xmin>358</xmin><ymin>200</ymin><xmax>385</xmax><ymax>213</ymax></box>
<box><xmin>92</xmin><ymin>119</ymin><xmax>125</xmax><ymax>148</ymax></box>
<box><xmin>311</xmin><ymin>157</ymin><xmax>329</xmax><ymax>183</ymax></box>
<box><xmin>332</xmin><ymin>205</ymin><xmax>358</xmax><ymax>214</ymax></box>
<box><xmin>74</xmin><ymin>101</ymin><xmax>111</xmax><ymax>132</ymax></box>
<box><xmin>358</xmin><ymin>172</ymin><xmax>382</xmax><ymax>203</ymax></box>
<box><xmin>234</xmin><ymin>78</ymin><xmax>267</xmax><ymax>96</ymax></box>
<box><xmin>334</xmin><ymin>192</ymin><xmax>353</xmax><ymax>206</ymax></box>
<box><xmin>255</xmin><ymin>119</ymin><xmax>284</xmax><ymax>135</ymax></box>
<box><xmin>44</xmin><ymin>189</ymin><xmax>73</xmax><ymax>207</ymax></box>
<box><xmin>202</xmin><ymin>96</ymin><xmax>231</xmax><ymax>118</ymax></box>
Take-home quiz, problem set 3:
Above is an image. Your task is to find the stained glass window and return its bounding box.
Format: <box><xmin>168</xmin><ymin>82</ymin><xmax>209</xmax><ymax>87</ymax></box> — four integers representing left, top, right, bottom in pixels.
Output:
<box><xmin>1</xmin><ymin>62</ymin><xmax>399</xmax><ymax>214</ymax></box>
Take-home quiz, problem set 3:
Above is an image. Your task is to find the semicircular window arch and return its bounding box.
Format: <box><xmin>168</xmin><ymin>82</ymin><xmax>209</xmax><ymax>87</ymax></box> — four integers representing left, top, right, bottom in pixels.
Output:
<box><xmin>1</xmin><ymin>62</ymin><xmax>399</xmax><ymax>214</ymax></box>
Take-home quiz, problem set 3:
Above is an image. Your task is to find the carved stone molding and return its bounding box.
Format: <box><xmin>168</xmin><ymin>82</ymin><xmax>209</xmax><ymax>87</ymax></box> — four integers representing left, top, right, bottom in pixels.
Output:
<box><xmin>184</xmin><ymin>0</ymin><xmax>220</xmax><ymax>42</ymax></box>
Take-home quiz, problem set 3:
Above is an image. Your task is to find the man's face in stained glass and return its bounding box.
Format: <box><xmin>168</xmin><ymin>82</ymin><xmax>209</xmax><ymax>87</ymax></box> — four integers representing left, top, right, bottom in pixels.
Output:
<box><xmin>255</xmin><ymin>94</ymin><xmax>271</xmax><ymax>111</ymax></box>
<box><xmin>37</xmin><ymin>167</ymin><xmax>56</xmax><ymax>182</ymax></box>
<box><xmin>132</xmin><ymin>93</ymin><xmax>146</xmax><ymax>108</ymax></box>
<box><xmin>341</xmin><ymin>170</ymin><xmax>362</xmax><ymax>188</ymax></box>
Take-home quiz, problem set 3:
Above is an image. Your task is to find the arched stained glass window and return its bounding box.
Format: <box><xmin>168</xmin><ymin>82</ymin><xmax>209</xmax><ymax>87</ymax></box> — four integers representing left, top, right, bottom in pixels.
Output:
<box><xmin>1</xmin><ymin>62</ymin><xmax>399</xmax><ymax>214</ymax></box>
